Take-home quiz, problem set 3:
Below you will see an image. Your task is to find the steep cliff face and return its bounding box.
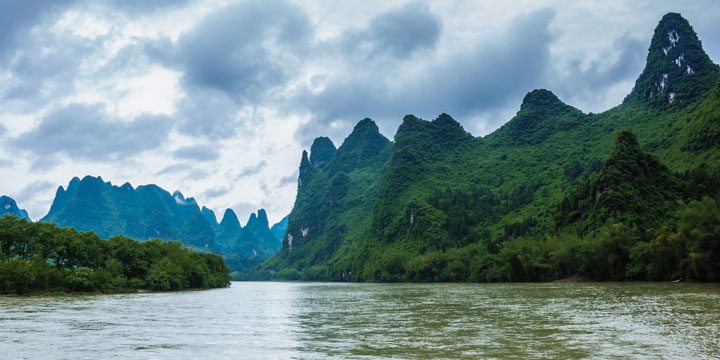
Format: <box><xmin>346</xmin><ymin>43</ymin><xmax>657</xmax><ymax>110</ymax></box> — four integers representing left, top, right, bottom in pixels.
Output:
<box><xmin>625</xmin><ymin>12</ymin><xmax>718</xmax><ymax>107</ymax></box>
<box><xmin>260</xmin><ymin>118</ymin><xmax>392</xmax><ymax>275</ymax></box>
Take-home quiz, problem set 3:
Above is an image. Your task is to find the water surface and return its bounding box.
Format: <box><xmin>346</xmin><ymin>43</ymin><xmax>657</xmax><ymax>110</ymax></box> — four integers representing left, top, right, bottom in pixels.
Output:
<box><xmin>1</xmin><ymin>282</ymin><xmax>719</xmax><ymax>359</ymax></box>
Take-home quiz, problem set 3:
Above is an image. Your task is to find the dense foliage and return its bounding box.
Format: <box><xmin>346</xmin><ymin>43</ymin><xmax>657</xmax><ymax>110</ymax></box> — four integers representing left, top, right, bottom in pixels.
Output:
<box><xmin>250</xmin><ymin>13</ymin><xmax>720</xmax><ymax>283</ymax></box>
<box><xmin>234</xmin><ymin>210</ymin><xmax>281</xmax><ymax>256</ymax></box>
<box><xmin>0</xmin><ymin>215</ymin><xmax>231</xmax><ymax>294</ymax></box>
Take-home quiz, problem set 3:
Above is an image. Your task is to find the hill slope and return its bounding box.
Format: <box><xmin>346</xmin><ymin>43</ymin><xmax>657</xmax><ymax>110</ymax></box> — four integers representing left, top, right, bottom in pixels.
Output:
<box><xmin>254</xmin><ymin>12</ymin><xmax>720</xmax><ymax>282</ymax></box>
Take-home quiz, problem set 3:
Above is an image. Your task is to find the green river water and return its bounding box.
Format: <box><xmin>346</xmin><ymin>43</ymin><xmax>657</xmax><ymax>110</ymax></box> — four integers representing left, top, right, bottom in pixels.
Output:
<box><xmin>1</xmin><ymin>282</ymin><xmax>719</xmax><ymax>359</ymax></box>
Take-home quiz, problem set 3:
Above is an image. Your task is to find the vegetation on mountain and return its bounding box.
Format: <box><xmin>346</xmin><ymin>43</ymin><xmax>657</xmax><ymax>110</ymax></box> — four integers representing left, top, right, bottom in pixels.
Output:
<box><xmin>0</xmin><ymin>196</ymin><xmax>29</xmax><ymax>220</ymax></box>
<box><xmin>0</xmin><ymin>215</ymin><xmax>231</xmax><ymax>294</ymax></box>
<box><xmin>215</xmin><ymin>209</ymin><xmax>242</xmax><ymax>249</ymax></box>
<box><xmin>178</xmin><ymin>209</ymin><xmax>216</xmax><ymax>249</ymax></box>
<box><xmin>270</xmin><ymin>215</ymin><xmax>289</xmax><ymax>241</ymax></box>
<box><xmin>248</xmin><ymin>12</ymin><xmax>720</xmax><ymax>283</ymax></box>
<box><xmin>235</xmin><ymin>210</ymin><xmax>281</xmax><ymax>257</ymax></box>
<box><xmin>39</xmin><ymin>175</ymin><xmax>284</xmax><ymax>264</ymax></box>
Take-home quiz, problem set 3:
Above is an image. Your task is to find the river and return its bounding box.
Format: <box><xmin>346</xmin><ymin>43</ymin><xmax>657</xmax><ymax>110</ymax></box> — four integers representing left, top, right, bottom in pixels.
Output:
<box><xmin>1</xmin><ymin>282</ymin><xmax>719</xmax><ymax>359</ymax></box>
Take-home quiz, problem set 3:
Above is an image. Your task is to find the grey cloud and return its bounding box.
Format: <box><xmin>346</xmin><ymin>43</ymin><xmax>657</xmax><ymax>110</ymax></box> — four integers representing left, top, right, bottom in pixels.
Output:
<box><xmin>297</xmin><ymin>7</ymin><xmax>556</xmax><ymax>141</ymax></box>
<box><xmin>172</xmin><ymin>144</ymin><xmax>220</xmax><ymax>161</ymax></box>
<box><xmin>202</xmin><ymin>187</ymin><xmax>230</xmax><ymax>200</ymax></box>
<box><xmin>174</xmin><ymin>89</ymin><xmax>242</xmax><ymax>140</ymax></box>
<box><xmin>1</xmin><ymin>31</ymin><xmax>101</xmax><ymax>112</ymax></box>
<box><xmin>12</xmin><ymin>103</ymin><xmax>172</xmax><ymax>163</ymax></box>
<box><xmin>0</xmin><ymin>158</ymin><xmax>14</xmax><ymax>168</ymax></box>
<box><xmin>333</xmin><ymin>2</ymin><xmax>442</xmax><ymax>61</ymax></box>
<box><xmin>363</xmin><ymin>2</ymin><xmax>442</xmax><ymax>58</ymax></box>
<box><xmin>553</xmin><ymin>34</ymin><xmax>645</xmax><ymax>108</ymax></box>
<box><xmin>96</xmin><ymin>0</ymin><xmax>192</xmax><ymax>15</ymax></box>
<box><xmin>236</xmin><ymin>161</ymin><xmax>267</xmax><ymax>179</ymax></box>
<box><xmin>184</xmin><ymin>170</ymin><xmax>210</xmax><ymax>180</ymax></box>
<box><xmin>141</xmin><ymin>0</ymin><xmax>314</xmax><ymax>140</ymax></box>
<box><xmin>174</xmin><ymin>0</ymin><xmax>312</xmax><ymax>101</ymax></box>
<box><xmin>155</xmin><ymin>163</ymin><xmax>191</xmax><ymax>176</ymax></box>
<box><xmin>259</xmin><ymin>181</ymin><xmax>270</xmax><ymax>196</ymax></box>
<box><xmin>13</xmin><ymin>180</ymin><xmax>55</xmax><ymax>203</ymax></box>
<box><xmin>29</xmin><ymin>155</ymin><xmax>61</xmax><ymax>172</ymax></box>
<box><xmin>277</xmin><ymin>172</ymin><xmax>298</xmax><ymax>187</ymax></box>
<box><xmin>0</xmin><ymin>1</ymin><xmax>72</xmax><ymax>59</ymax></box>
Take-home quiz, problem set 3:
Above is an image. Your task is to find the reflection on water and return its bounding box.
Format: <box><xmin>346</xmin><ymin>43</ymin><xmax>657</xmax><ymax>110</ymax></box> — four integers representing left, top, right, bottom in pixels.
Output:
<box><xmin>1</xmin><ymin>282</ymin><xmax>719</xmax><ymax>359</ymax></box>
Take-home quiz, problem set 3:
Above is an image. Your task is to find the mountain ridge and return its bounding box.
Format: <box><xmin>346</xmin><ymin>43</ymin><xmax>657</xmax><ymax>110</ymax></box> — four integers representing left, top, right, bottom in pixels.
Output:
<box><xmin>253</xmin><ymin>12</ymin><xmax>720</xmax><ymax>282</ymax></box>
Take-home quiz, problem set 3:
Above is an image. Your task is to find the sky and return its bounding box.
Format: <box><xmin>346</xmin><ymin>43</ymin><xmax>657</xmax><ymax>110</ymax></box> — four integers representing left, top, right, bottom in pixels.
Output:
<box><xmin>0</xmin><ymin>0</ymin><xmax>718</xmax><ymax>224</ymax></box>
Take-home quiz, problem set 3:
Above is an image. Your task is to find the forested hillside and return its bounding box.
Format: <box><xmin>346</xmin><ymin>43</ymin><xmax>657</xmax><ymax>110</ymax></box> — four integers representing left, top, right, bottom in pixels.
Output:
<box><xmin>40</xmin><ymin>176</ymin><xmax>283</xmax><ymax>261</ymax></box>
<box><xmin>0</xmin><ymin>215</ymin><xmax>231</xmax><ymax>294</ymax></box>
<box><xmin>252</xmin><ymin>12</ymin><xmax>720</xmax><ymax>282</ymax></box>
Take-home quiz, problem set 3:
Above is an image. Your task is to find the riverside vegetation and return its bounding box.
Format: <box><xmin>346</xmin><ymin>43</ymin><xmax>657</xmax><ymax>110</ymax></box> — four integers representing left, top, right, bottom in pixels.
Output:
<box><xmin>248</xmin><ymin>13</ymin><xmax>720</xmax><ymax>282</ymax></box>
<box><xmin>0</xmin><ymin>215</ymin><xmax>231</xmax><ymax>294</ymax></box>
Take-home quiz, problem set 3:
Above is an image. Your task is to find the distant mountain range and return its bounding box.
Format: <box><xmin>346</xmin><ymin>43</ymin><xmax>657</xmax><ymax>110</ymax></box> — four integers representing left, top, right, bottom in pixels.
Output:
<box><xmin>254</xmin><ymin>12</ymin><xmax>720</xmax><ymax>281</ymax></box>
<box><xmin>0</xmin><ymin>196</ymin><xmax>29</xmax><ymax>220</ymax></box>
<box><xmin>28</xmin><ymin>175</ymin><xmax>286</xmax><ymax>257</ymax></box>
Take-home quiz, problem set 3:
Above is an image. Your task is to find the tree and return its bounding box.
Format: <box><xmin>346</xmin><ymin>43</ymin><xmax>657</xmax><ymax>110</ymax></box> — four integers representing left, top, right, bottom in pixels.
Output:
<box><xmin>678</xmin><ymin>197</ymin><xmax>720</xmax><ymax>280</ymax></box>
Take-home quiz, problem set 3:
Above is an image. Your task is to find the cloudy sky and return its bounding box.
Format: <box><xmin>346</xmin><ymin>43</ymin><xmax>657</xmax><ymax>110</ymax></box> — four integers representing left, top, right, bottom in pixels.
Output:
<box><xmin>1</xmin><ymin>0</ymin><xmax>718</xmax><ymax>224</ymax></box>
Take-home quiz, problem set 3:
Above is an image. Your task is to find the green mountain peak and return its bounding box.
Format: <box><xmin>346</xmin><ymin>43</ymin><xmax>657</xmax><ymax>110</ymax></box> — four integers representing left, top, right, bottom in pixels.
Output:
<box><xmin>556</xmin><ymin>129</ymin><xmax>683</xmax><ymax>232</ymax></box>
<box><xmin>520</xmin><ymin>89</ymin><xmax>563</xmax><ymax>110</ymax></box>
<box><xmin>179</xmin><ymin>208</ymin><xmax>215</xmax><ymax>249</ymax></box>
<box><xmin>309</xmin><ymin>137</ymin><xmax>336</xmax><ymax>169</ymax></box>
<box><xmin>215</xmin><ymin>208</ymin><xmax>241</xmax><ymax>248</ymax></box>
<box><xmin>201</xmin><ymin>206</ymin><xmax>219</xmax><ymax>229</ymax></box>
<box><xmin>626</xmin><ymin>12</ymin><xmax>718</xmax><ymax>106</ymax></box>
<box><xmin>395</xmin><ymin>113</ymin><xmax>471</xmax><ymax>147</ymax></box>
<box><xmin>323</xmin><ymin>118</ymin><xmax>391</xmax><ymax>174</ymax></box>
<box><xmin>298</xmin><ymin>150</ymin><xmax>313</xmax><ymax>188</ymax></box>
<box><xmin>492</xmin><ymin>89</ymin><xmax>583</xmax><ymax>145</ymax></box>
<box><xmin>0</xmin><ymin>195</ymin><xmax>30</xmax><ymax>220</ymax></box>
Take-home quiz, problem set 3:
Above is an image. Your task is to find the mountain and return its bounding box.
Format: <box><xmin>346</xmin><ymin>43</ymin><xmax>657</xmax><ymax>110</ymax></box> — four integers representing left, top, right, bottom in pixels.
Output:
<box><xmin>270</xmin><ymin>215</ymin><xmax>289</xmax><ymax>241</ymax></box>
<box><xmin>309</xmin><ymin>137</ymin><xmax>336</xmax><ymax>168</ymax></box>
<box><xmin>42</xmin><ymin>176</ymin><xmax>215</xmax><ymax>246</ymax></box>
<box><xmin>178</xmin><ymin>208</ymin><xmax>216</xmax><ymax>249</ymax></box>
<box><xmin>255</xmin><ymin>13</ymin><xmax>720</xmax><ymax>282</ymax></box>
<box><xmin>40</xmin><ymin>176</ymin><xmax>288</xmax><ymax>261</ymax></box>
<box><xmin>625</xmin><ymin>13</ymin><xmax>718</xmax><ymax>107</ymax></box>
<box><xmin>216</xmin><ymin>209</ymin><xmax>242</xmax><ymax>249</ymax></box>
<box><xmin>555</xmin><ymin>129</ymin><xmax>683</xmax><ymax>233</ymax></box>
<box><xmin>259</xmin><ymin>118</ymin><xmax>392</xmax><ymax>279</ymax></box>
<box><xmin>235</xmin><ymin>209</ymin><xmax>281</xmax><ymax>257</ymax></box>
<box><xmin>201</xmin><ymin>206</ymin><xmax>219</xmax><ymax>229</ymax></box>
<box><xmin>0</xmin><ymin>196</ymin><xmax>30</xmax><ymax>220</ymax></box>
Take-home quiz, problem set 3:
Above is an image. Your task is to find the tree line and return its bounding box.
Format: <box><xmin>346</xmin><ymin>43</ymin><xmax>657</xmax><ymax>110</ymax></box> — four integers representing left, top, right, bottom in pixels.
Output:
<box><xmin>0</xmin><ymin>216</ymin><xmax>231</xmax><ymax>294</ymax></box>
